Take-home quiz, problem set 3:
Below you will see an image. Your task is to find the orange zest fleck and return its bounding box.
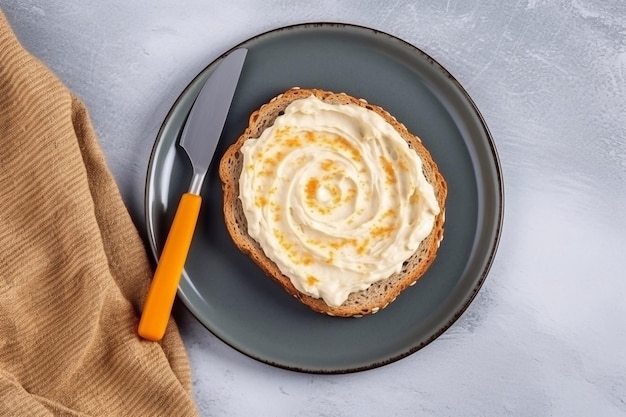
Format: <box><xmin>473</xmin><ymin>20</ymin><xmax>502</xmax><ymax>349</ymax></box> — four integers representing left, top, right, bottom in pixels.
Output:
<box><xmin>398</xmin><ymin>157</ymin><xmax>409</xmax><ymax>172</ymax></box>
<box><xmin>329</xmin><ymin>240</ymin><xmax>345</xmax><ymax>250</ymax></box>
<box><xmin>273</xmin><ymin>228</ymin><xmax>293</xmax><ymax>251</ymax></box>
<box><xmin>305</xmin><ymin>131</ymin><xmax>317</xmax><ymax>143</ymax></box>
<box><xmin>382</xmin><ymin>208</ymin><xmax>396</xmax><ymax>219</ymax></box>
<box><xmin>285</xmin><ymin>137</ymin><xmax>302</xmax><ymax>148</ymax></box>
<box><xmin>305</xmin><ymin>177</ymin><xmax>320</xmax><ymax>202</ymax></box>
<box><xmin>325</xmin><ymin>251</ymin><xmax>335</xmax><ymax>265</ymax></box>
<box><xmin>357</xmin><ymin>238</ymin><xmax>369</xmax><ymax>255</ymax></box>
<box><xmin>320</xmin><ymin>159</ymin><xmax>335</xmax><ymax>172</ymax></box>
<box><xmin>332</xmin><ymin>135</ymin><xmax>362</xmax><ymax>162</ymax></box>
<box><xmin>370</xmin><ymin>225</ymin><xmax>396</xmax><ymax>238</ymax></box>
<box><xmin>306</xmin><ymin>275</ymin><xmax>319</xmax><ymax>286</ymax></box>
<box><xmin>344</xmin><ymin>187</ymin><xmax>357</xmax><ymax>203</ymax></box>
<box><xmin>301</xmin><ymin>254</ymin><xmax>314</xmax><ymax>266</ymax></box>
<box><xmin>379</xmin><ymin>156</ymin><xmax>397</xmax><ymax>185</ymax></box>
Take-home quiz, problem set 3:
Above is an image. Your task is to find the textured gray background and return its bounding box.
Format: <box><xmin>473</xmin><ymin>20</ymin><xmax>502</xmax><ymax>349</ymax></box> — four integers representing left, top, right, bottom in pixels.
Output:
<box><xmin>2</xmin><ymin>1</ymin><xmax>625</xmax><ymax>416</ymax></box>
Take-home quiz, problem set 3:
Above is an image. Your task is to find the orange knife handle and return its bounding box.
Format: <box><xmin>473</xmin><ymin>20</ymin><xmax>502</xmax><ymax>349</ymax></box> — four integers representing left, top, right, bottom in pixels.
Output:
<box><xmin>138</xmin><ymin>193</ymin><xmax>202</xmax><ymax>341</ymax></box>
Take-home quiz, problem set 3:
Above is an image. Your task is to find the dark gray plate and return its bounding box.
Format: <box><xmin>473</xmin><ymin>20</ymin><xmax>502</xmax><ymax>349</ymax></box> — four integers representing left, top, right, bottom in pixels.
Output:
<box><xmin>145</xmin><ymin>23</ymin><xmax>503</xmax><ymax>373</ymax></box>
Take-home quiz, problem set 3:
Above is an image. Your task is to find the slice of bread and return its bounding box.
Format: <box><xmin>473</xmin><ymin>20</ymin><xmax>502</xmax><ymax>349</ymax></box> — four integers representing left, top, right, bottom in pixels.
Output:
<box><xmin>219</xmin><ymin>88</ymin><xmax>447</xmax><ymax>317</ymax></box>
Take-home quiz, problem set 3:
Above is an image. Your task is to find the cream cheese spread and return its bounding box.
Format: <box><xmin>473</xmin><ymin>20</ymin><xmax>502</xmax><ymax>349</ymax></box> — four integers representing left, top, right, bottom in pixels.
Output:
<box><xmin>239</xmin><ymin>95</ymin><xmax>440</xmax><ymax>307</ymax></box>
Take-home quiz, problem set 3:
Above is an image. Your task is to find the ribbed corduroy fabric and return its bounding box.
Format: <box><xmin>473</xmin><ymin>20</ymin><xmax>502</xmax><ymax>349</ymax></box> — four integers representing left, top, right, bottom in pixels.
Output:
<box><xmin>0</xmin><ymin>10</ymin><xmax>198</xmax><ymax>417</ymax></box>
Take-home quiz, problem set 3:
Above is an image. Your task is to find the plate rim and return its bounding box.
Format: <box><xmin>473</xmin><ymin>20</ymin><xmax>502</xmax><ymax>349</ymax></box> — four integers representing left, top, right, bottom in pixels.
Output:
<box><xmin>144</xmin><ymin>21</ymin><xmax>504</xmax><ymax>374</ymax></box>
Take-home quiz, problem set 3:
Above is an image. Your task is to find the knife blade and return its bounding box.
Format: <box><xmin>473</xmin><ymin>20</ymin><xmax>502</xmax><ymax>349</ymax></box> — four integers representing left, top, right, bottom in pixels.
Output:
<box><xmin>138</xmin><ymin>48</ymin><xmax>247</xmax><ymax>341</ymax></box>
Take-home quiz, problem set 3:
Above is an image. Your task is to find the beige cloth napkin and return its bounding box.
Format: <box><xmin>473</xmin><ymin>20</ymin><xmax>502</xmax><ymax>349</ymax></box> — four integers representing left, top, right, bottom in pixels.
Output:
<box><xmin>0</xmin><ymin>10</ymin><xmax>198</xmax><ymax>417</ymax></box>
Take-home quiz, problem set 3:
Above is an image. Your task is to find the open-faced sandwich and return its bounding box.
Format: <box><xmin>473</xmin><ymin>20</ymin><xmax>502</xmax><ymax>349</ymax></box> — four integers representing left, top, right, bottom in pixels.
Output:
<box><xmin>219</xmin><ymin>88</ymin><xmax>447</xmax><ymax>317</ymax></box>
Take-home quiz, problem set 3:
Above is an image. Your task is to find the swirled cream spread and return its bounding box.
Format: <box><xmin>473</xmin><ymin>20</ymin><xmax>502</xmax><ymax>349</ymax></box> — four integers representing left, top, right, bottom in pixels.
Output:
<box><xmin>239</xmin><ymin>95</ymin><xmax>440</xmax><ymax>307</ymax></box>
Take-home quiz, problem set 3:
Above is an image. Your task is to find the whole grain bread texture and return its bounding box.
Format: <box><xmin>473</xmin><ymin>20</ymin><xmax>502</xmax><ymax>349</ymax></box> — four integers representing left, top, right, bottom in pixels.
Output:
<box><xmin>219</xmin><ymin>88</ymin><xmax>447</xmax><ymax>317</ymax></box>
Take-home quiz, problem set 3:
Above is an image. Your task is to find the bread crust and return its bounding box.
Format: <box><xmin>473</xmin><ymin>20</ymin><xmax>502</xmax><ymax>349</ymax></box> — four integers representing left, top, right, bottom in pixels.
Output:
<box><xmin>219</xmin><ymin>88</ymin><xmax>447</xmax><ymax>317</ymax></box>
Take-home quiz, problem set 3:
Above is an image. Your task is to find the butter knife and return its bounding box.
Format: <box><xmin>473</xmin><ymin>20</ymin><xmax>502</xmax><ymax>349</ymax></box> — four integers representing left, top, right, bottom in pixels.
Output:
<box><xmin>138</xmin><ymin>48</ymin><xmax>247</xmax><ymax>341</ymax></box>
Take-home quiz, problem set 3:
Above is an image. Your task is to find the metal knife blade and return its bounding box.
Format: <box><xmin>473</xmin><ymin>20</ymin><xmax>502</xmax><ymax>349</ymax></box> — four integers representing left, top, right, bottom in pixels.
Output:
<box><xmin>181</xmin><ymin>47</ymin><xmax>248</xmax><ymax>195</ymax></box>
<box><xmin>138</xmin><ymin>48</ymin><xmax>247</xmax><ymax>341</ymax></box>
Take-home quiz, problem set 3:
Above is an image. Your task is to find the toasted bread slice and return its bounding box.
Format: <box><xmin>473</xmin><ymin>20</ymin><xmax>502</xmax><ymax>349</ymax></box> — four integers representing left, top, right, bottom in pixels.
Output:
<box><xmin>219</xmin><ymin>88</ymin><xmax>447</xmax><ymax>317</ymax></box>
